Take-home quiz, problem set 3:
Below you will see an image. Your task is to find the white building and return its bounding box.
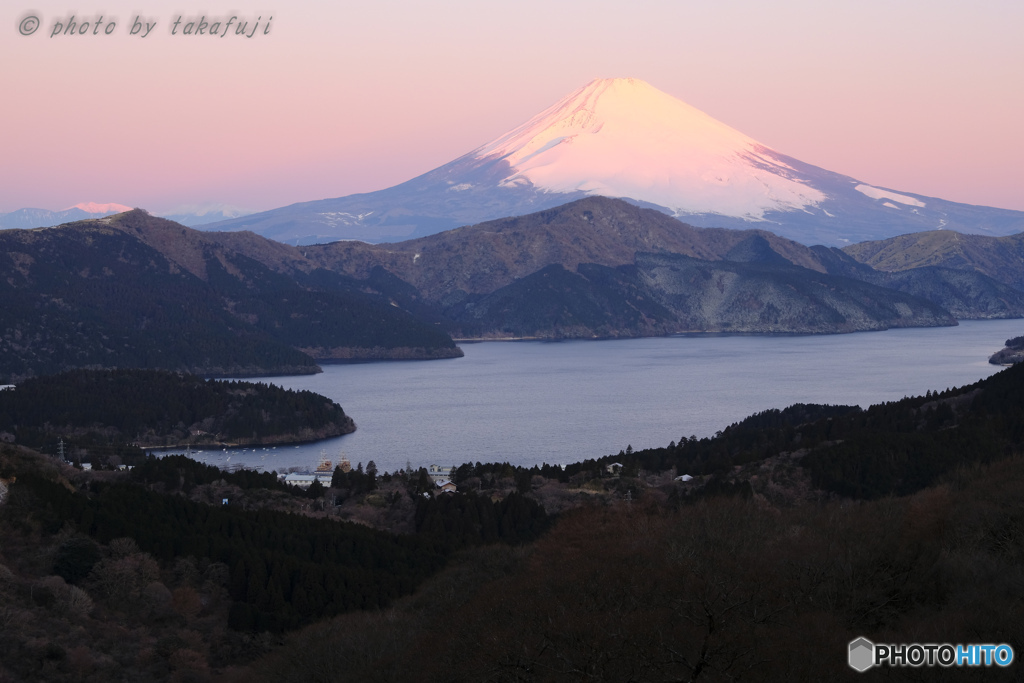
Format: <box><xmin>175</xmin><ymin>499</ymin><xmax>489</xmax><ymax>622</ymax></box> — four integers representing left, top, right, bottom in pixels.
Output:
<box><xmin>282</xmin><ymin>472</ymin><xmax>333</xmax><ymax>489</ymax></box>
<box><xmin>427</xmin><ymin>464</ymin><xmax>452</xmax><ymax>483</ymax></box>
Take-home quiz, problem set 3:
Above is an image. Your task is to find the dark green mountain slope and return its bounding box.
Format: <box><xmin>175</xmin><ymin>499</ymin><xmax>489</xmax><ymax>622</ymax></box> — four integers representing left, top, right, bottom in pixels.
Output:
<box><xmin>605</xmin><ymin>359</ymin><xmax>1024</xmax><ymax>501</ymax></box>
<box><xmin>636</xmin><ymin>252</ymin><xmax>954</xmax><ymax>333</ymax></box>
<box><xmin>110</xmin><ymin>209</ymin><xmax>462</xmax><ymax>360</ymax></box>
<box><xmin>0</xmin><ymin>212</ymin><xmax>462</xmax><ymax>381</ymax></box>
<box><xmin>0</xmin><ymin>224</ymin><xmax>315</xmax><ymax>382</ymax></box>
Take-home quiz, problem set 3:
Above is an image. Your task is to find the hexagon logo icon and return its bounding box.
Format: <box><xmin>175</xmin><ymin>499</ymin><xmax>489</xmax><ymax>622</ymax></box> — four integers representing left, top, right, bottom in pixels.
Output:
<box><xmin>849</xmin><ymin>637</ymin><xmax>875</xmax><ymax>672</ymax></box>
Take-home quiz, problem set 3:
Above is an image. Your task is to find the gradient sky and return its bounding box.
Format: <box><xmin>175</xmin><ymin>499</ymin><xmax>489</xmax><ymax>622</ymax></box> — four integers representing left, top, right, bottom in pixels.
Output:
<box><xmin>2</xmin><ymin>0</ymin><xmax>1022</xmax><ymax>215</ymax></box>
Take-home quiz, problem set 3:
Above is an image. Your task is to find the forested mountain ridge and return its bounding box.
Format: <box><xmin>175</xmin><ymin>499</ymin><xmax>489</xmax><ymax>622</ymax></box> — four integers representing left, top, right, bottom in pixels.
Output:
<box><xmin>297</xmin><ymin>197</ymin><xmax>1023</xmax><ymax>337</ymax></box>
<box><xmin>0</xmin><ymin>220</ymin><xmax>317</xmax><ymax>382</ymax></box>
<box><xmin>574</xmin><ymin>358</ymin><xmax>1024</xmax><ymax>502</ymax></box>
<box><xmin>301</xmin><ymin>196</ymin><xmax>830</xmax><ymax>298</ymax></box>
<box><xmin>808</xmin><ymin>245</ymin><xmax>1024</xmax><ymax>319</ymax></box>
<box><xmin>0</xmin><ymin>211</ymin><xmax>462</xmax><ymax>381</ymax></box>
<box><xmin>445</xmin><ymin>252</ymin><xmax>955</xmax><ymax>338</ymax></box>
<box><xmin>6</xmin><ymin>201</ymin><xmax>1024</xmax><ymax>371</ymax></box>
<box><xmin>102</xmin><ymin>211</ymin><xmax>463</xmax><ymax>360</ymax></box>
<box><xmin>843</xmin><ymin>229</ymin><xmax>1024</xmax><ymax>292</ymax></box>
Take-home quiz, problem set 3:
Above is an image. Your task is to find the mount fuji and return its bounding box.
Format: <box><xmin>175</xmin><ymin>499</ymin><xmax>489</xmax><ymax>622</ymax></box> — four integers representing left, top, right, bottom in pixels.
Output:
<box><xmin>206</xmin><ymin>78</ymin><xmax>1024</xmax><ymax>246</ymax></box>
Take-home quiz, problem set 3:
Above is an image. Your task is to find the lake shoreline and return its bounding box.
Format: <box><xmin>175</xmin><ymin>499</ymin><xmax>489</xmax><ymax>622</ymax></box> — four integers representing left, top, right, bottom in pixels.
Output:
<box><xmin>163</xmin><ymin>320</ymin><xmax>1020</xmax><ymax>477</ymax></box>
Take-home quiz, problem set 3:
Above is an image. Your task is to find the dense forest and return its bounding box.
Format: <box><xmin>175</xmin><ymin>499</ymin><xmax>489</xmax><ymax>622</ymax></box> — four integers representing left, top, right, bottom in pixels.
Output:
<box><xmin>2</xmin><ymin>362</ymin><xmax>1024</xmax><ymax>680</ymax></box>
<box><xmin>0</xmin><ymin>224</ymin><xmax>318</xmax><ymax>381</ymax></box>
<box><xmin>0</xmin><ymin>444</ymin><xmax>550</xmax><ymax>681</ymax></box>
<box><xmin>0</xmin><ymin>368</ymin><xmax>355</xmax><ymax>454</ymax></box>
<box><xmin>244</xmin><ymin>460</ymin><xmax>1024</xmax><ymax>682</ymax></box>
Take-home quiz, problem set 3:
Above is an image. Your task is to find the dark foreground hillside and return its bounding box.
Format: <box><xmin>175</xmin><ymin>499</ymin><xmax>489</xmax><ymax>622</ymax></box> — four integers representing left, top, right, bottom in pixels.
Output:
<box><xmin>0</xmin><ymin>445</ymin><xmax>549</xmax><ymax>681</ymax></box>
<box><xmin>3</xmin><ymin>363</ymin><xmax>1024</xmax><ymax>680</ymax></box>
<box><xmin>243</xmin><ymin>462</ymin><xmax>1024</xmax><ymax>682</ymax></box>
<box><xmin>235</xmin><ymin>363</ymin><xmax>1024</xmax><ymax>682</ymax></box>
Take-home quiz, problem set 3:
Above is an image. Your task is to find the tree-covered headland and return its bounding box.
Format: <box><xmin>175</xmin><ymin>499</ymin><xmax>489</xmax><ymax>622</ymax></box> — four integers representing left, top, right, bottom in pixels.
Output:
<box><xmin>0</xmin><ymin>369</ymin><xmax>356</xmax><ymax>459</ymax></box>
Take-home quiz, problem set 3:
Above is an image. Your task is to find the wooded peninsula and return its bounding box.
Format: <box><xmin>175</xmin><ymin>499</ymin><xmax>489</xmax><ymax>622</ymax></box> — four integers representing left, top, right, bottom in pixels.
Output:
<box><xmin>0</xmin><ymin>369</ymin><xmax>355</xmax><ymax>453</ymax></box>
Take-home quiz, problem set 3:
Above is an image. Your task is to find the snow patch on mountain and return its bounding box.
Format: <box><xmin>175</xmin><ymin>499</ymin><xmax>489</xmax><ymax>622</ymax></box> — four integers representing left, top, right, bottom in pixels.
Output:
<box><xmin>314</xmin><ymin>211</ymin><xmax>375</xmax><ymax>226</ymax></box>
<box><xmin>854</xmin><ymin>184</ymin><xmax>926</xmax><ymax>207</ymax></box>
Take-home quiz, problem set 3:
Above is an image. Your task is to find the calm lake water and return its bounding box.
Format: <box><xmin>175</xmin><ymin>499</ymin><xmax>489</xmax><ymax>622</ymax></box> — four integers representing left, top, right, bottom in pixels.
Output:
<box><xmin>173</xmin><ymin>320</ymin><xmax>1022</xmax><ymax>476</ymax></box>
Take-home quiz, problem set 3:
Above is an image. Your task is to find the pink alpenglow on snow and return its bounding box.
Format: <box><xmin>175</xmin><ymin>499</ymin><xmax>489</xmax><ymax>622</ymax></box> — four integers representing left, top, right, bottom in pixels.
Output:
<box><xmin>65</xmin><ymin>202</ymin><xmax>133</xmax><ymax>214</ymax></box>
<box><xmin>473</xmin><ymin>78</ymin><xmax>826</xmax><ymax>220</ymax></box>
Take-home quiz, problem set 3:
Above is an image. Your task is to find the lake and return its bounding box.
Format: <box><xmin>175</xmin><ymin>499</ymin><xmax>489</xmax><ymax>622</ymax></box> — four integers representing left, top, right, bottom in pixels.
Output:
<box><xmin>172</xmin><ymin>320</ymin><xmax>1022</xmax><ymax>476</ymax></box>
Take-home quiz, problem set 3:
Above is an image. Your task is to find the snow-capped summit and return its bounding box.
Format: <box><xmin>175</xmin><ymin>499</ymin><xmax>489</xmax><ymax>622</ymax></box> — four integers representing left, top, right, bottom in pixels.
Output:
<box><xmin>473</xmin><ymin>77</ymin><xmax>825</xmax><ymax>220</ymax></box>
<box><xmin>205</xmin><ymin>78</ymin><xmax>1024</xmax><ymax>246</ymax></box>
<box><xmin>64</xmin><ymin>202</ymin><xmax>133</xmax><ymax>214</ymax></box>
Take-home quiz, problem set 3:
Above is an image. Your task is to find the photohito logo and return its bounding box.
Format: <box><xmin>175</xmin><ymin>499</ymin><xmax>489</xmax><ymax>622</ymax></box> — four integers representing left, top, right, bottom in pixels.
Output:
<box><xmin>848</xmin><ymin>638</ymin><xmax>874</xmax><ymax>672</ymax></box>
<box><xmin>849</xmin><ymin>637</ymin><xmax>1014</xmax><ymax>671</ymax></box>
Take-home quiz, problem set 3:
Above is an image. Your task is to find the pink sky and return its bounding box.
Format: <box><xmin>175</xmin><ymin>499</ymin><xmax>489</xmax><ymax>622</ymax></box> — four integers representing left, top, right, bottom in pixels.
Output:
<box><xmin>2</xmin><ymin>0</ymin><xmax>1022</xmax><ymax>215</ymax></box>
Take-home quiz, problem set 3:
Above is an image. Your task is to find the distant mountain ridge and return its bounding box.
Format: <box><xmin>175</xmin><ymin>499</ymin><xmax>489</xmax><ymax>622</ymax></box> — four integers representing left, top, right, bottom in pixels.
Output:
<box><xmin>296</xmin><ymin>196</ymin><xmax>1024</xmax><ymax>333</ymax></box>
<box><xmin>6</xmin><ymin>199</ymin><xmax>1023</xmax><ymax>375</ymax></box>
<box><xmin>280</xmin><ymin>196</ymin><xmax>1024</xmax><ymax>338</ymax></box>
<box><xmin>0</xmin><ymin>203</ymin><xmax>252</xmax><ymax>230</ymax></box>
<box><xmin>301</xmin><ymin>197</ymin><xmax>829</xmax><ymax>299</ymax></box>
<box><xmin>159</xmin><ymin>204</ymin><xmax>254</xmax><ymax>227</ymax></box>
<box><xmin>203</xmin><ymin>78</ymin><xmax>1024</xmax><ymax>246</ymax></box>
<box><xmin>843</xmin><ymin>230</ymin><xmax>1024</xmax><ymax>292</ymax></box>
<box><xmin>137</xmin><ymin>196</ymin><xmax>1024</xmax><ymax>339</ymax></box>
<box><xmin>0</xmin><ymin>203</ymin><xmax>131</xmax><ymax>230</ymax></box>
<box><xmin>442</xmin><ymin>253</ymin><xmax>955</xmax><ymax>338</ymax></box>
